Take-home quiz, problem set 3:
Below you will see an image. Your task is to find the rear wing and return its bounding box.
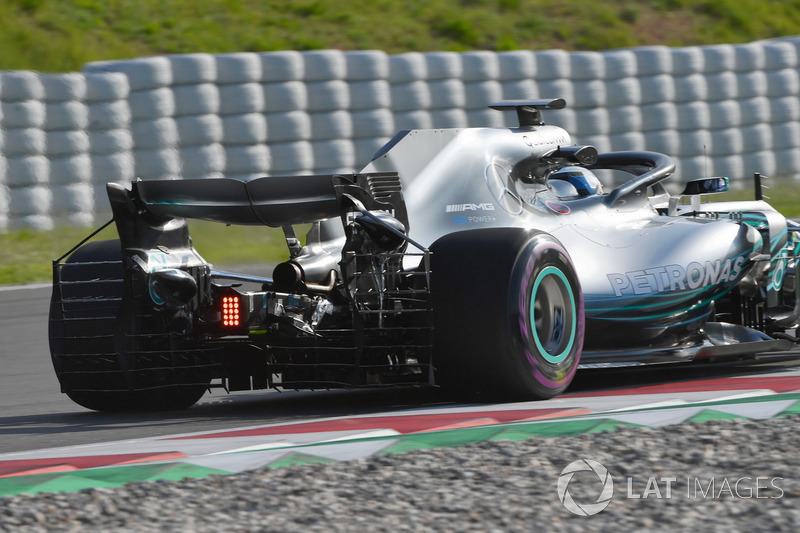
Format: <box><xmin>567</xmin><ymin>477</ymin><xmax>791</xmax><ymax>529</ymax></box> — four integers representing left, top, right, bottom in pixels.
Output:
<box><xmin>112</xmin><ymin>171</ymin><xmax>404</xmax><ymax>227</ymax></box>
<box><xmin>106</xmin><ymin>172</ymin><xmax>407</xmax><ymax>252</ymax></box>
<box><xmin>133</xmin><ymin>174</ymin><xmax>340</xmax><ymax>226</ymax></box>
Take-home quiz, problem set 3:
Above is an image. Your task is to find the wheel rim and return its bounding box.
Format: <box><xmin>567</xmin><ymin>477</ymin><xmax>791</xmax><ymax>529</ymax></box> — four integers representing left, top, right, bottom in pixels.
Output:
<box><xmin>529</xmin><ymin>266</ymin><xmax>576</xmax><ymax>364</ymax></box>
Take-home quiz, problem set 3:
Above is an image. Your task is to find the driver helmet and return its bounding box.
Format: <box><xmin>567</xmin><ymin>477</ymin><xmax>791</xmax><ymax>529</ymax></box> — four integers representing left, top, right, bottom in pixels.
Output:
<box><xmin>549</xmin><ymin>166</ymin><xmax>604</xmax><ymax>197</ymax></box>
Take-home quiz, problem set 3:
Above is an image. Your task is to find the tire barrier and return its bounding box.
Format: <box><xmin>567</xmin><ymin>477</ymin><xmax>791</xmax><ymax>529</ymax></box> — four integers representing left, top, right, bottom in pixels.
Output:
<box><xmin>1</xmin><ymin>37</ymin><xmax>800</xmax><ymax>230</ymax></box>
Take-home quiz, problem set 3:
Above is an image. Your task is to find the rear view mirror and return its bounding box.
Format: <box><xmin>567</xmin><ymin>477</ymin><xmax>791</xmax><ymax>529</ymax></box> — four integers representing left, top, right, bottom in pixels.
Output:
<box><xmin>681</xmin><ymin>177</ymin><xmax>729</xmax><ymax>195</ymax></box>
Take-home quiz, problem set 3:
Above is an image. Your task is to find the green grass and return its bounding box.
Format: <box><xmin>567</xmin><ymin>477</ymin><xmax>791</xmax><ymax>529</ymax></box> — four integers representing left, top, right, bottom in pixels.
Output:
<box><xmin>0</xmin><ymin>226</ymin><xmax>115</xmax><ymax>285</ymax></box>
<box><xmin>0</xmin><ymin>221</ymin><xmax>290</xmax><ymax>285</ymax></box>
<box><xmin>186</xmin><ymin>220</ymin><xmax>290</xmax><ymax>269</ymax></box>
<box><xmin>1</xmin><ymin>0</ymin><xmax>800</xmax><ymax>72</ymax></box>
<box><xmin>722</xmin><ymin>178</ymin><xmax>800</xmax><ymax>214</ymax></box>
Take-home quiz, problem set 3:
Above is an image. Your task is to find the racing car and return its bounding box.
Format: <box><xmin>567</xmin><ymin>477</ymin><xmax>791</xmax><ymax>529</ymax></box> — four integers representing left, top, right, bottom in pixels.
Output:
<box><xmin>49</xmin><ymin>98</ymin><xmax>800</xmax><ymax>411</ymax></box>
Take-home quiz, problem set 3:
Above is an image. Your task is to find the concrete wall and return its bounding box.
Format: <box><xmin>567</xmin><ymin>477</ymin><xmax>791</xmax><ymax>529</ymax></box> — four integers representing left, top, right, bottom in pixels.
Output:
<box><xmin>1</xmin><ymin>38</ymin><xmax>799</xmax><ymax>230</ymax></box>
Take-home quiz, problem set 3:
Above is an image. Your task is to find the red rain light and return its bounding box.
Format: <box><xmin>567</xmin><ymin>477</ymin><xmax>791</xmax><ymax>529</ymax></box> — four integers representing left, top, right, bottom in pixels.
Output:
<box><xmin>221</xmin><ymin>295</ymin><xmax>241</xmax><ymax>327</ymax></box>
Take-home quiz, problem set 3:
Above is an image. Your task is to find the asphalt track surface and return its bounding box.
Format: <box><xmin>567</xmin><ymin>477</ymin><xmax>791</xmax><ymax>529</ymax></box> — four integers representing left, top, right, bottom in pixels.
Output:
<box><xmin>3</xmin><ymin>284</ymin><xmax>800</xmax><ymax>456</ymax></box>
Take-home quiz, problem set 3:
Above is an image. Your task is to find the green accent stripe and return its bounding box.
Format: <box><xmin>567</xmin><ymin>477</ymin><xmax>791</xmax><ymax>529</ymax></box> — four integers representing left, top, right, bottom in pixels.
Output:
<box><xmin>0</xmin><ymin>463</ymin><xmax>230</xmax><ymax>497</ymax></box>
<box><xmin>3</xmin><ymin>393</ymin><xmax>798</xmax><ymax>498</ymax></box>
<box><xmin>685</xmin><ymin>409</ymin><xmax>750</xmax><ymax>423</ymax></box>
<box><xmin>776</xmin><ymin>401</ymin><xmax>800</xmax><ymax>417</ymax></box>
<box><xmin>587</xmin><ymin>283</ymin><xmax>736</xmax><ymax>321</ymax></box>
<box><xmin>267</xmin><ymin>452</ymin><xmax>334</xmax><ymax>468</ymax></box>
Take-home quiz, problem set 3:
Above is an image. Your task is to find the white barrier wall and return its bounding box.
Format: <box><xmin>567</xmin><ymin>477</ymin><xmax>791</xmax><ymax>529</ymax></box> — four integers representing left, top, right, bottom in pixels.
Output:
<box><xmin>1</xmin><ymin>38</ymin><xmax>800</xmax><ymax>230</ymax></box>
<box><xmin>0</xmin><ymin>70</ymin><xmax>132</xmax><ymax>230</ymax></box>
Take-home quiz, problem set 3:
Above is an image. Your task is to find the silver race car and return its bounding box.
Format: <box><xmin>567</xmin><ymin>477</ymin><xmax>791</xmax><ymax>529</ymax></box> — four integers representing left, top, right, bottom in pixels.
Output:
<box><xmin>49</xmin><ymin>99</ymin><xmax>800</xmax><ymax>411</ymax></box>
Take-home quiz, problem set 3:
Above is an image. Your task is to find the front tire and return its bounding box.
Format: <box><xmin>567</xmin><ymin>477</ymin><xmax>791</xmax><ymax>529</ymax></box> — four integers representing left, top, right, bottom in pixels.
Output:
<box><xmin>431</xmin><ymin>228</ymin><xmax>584</xmax><ymax>401</ymax></box>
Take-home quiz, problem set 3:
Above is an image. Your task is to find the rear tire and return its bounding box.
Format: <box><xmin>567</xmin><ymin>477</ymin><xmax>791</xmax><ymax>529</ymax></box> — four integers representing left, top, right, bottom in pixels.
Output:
<box><xmin>431</xmin><ymin>228</ymin><xmax>583</xmax><ymax>401</ymax></box>
<box><xmin>66</xmin><ymin>387</ymin><xmax>207</xmax><ymax>413</ymax></box>
<box><xmin>50</xmin><ymin>239</ymin><xmax>208</xmax><ymax>412</ymax></box>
